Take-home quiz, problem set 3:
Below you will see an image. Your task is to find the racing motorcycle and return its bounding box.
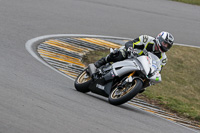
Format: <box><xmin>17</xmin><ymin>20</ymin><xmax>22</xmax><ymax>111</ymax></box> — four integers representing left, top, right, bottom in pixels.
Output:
<box><xmin>74</xmin><ymin>48</ymin><xmax>162</xmax><ymax>105</ymax></box>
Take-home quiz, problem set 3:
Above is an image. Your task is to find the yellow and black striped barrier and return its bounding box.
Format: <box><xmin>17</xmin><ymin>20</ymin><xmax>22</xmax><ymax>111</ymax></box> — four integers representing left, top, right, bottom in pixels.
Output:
<box><xmin>37</xmin><ymin>37</ymin><xmax>125</xmax><ymax>79</ymax></box>
<box><xmin>26</xmin><ymin>35</ymin><xmax>200</xmax><ymax>131</ymax></box>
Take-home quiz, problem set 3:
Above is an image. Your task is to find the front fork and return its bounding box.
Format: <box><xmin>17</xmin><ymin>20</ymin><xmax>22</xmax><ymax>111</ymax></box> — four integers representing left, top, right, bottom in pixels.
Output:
<box><xmin>117</xmin><ymin>71</ymin><xmax>136</xmax><ymax>90</ymax></box>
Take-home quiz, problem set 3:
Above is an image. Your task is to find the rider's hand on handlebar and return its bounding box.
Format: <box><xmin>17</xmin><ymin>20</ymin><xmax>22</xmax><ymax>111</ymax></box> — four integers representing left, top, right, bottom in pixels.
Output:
<box><xmin>127</xmin><ymin>47</ymin><xmax>138</xmax><ymax>58</ymax></box>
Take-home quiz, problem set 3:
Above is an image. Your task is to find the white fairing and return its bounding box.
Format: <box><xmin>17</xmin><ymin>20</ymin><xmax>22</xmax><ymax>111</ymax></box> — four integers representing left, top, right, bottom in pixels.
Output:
<box><xmin>150</xmin><ymin>71</ymin><xmax>162</xmax><ymax>84</ymax></box>
<box><xmin>137</xmin><ymin>56</ymin><xmax>151</xmax><ymax>75</ymax></box>
<box><xmin>112</xmin><ymin>60</ymin><xmax>140</xmax><ymax>77</ymax></box>
<box><xmin>112</xmin><ymin>52</ymin><xmax>162</xmax><ymax>84</ymax></box>
<box><xmin>148</xmin><ymin>53</ymin><xmax>162</xmax><ymax>83</ymax></box>
<box><xmin>137</xmin><ymin>52</ymin><xmax>162</xmax><ymax>84</ymax></box>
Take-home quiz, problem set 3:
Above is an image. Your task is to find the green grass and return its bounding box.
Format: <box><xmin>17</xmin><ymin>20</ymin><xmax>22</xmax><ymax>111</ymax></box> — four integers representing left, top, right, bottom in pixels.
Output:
<box><xmin>172</xmin><ymin>0</ymin><xmax>200</xmax><ymax>5</ymax></box>
<box><xmin>142</xmin><ymin>45</ymin><xmax>200</xmax><ymax>121</ymax></box>
<box><xmin>82</xmin><ymin>45</ymin><xmax>200</xmax><ymax>122</ymax></box>
<box><xmin>82</xmin><ymin>49</ymin><xmax>109</xmax><ymax>66</ymax></box>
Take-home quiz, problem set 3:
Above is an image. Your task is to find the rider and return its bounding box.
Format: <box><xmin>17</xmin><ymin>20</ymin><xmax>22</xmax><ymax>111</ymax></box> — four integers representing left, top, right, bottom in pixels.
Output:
<box><xmin>94</xmin><ymin>31</ymin><xmax>174</xmax><ymax>73</ymax></box>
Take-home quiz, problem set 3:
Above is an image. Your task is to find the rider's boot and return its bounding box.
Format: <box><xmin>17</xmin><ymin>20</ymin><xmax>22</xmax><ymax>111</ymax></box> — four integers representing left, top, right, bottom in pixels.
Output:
<box><xmin>94</xmin><ymin>49</ymin><xmax>125</xmax><ymax>68</ymax></box>
<box><xmin>94</xmin><ymin>57</ymin><xmax>107</xmax><ymax>68</ymax></box>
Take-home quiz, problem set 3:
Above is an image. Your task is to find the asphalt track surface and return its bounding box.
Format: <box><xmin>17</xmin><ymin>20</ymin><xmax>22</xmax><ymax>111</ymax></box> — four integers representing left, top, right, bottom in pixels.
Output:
<box><xmin>0</xmin><ymin>0</ymin><xmax>199</xmax><ymax>133</ymax></box>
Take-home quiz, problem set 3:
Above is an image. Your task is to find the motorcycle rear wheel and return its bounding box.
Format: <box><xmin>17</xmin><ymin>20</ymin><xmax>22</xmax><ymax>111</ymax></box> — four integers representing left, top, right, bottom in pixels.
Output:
<box><xmin>108</xmin><ymin>79</ymin><xmax>143</xmax><ymax>105</ymax></box>
<box><xmin>74</xmin><ymin>69</ymin><xmax>91</xmax><ymax>93</ymax></box>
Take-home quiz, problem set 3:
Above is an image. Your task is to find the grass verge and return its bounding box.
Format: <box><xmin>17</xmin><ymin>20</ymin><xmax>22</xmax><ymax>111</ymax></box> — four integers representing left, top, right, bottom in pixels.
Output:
<box><xmin>82</xmin><ymin>45</ymin><xmax>200</xmax><ymax>122</ymax></box>
<box><xmin>172</xmin><ymin>0</ymin><xmax>200</xmax><ymax>5</ymax></box>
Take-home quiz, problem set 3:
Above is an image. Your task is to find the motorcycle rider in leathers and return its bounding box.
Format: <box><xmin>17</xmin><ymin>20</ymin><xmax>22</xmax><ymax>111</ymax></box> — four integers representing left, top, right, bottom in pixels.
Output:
<box><xmin>94</xmin><ymin>31</ymin><xmax>174</xmax><ymax>92</ymax></box>
<box><xmin>95</xmin><ymin>31</ymin><xmax>174</xmax><ymax>69</ymax></box>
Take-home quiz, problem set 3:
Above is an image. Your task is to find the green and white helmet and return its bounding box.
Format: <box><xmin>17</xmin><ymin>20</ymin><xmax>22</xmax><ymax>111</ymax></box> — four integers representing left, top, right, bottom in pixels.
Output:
<box><xmin>156</xmin><ymin>31</ymin><xmax>174</xmax><ymax>52</ymax></box>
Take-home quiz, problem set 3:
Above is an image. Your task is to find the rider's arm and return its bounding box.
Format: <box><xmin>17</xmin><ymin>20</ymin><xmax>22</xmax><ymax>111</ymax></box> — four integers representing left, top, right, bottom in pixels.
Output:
<box><xmin>125</xmin><ymin>35</ymin><xmax>148</xmax><ymax>51</ymax></box>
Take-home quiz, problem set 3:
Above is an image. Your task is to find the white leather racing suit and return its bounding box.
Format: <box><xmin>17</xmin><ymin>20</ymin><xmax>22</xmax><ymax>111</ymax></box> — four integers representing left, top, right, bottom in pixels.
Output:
<box><xmin>124</xmin><ymin>35</ymin><xmax>167</xmax><ymax>68</ymax></box>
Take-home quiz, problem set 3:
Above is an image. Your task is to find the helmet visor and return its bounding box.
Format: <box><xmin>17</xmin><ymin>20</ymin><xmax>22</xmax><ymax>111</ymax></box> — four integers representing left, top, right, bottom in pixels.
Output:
<box><xmin>158</xmin><ymin>36</ymin><xmax>172</xmax><ymax>50</ymax></box>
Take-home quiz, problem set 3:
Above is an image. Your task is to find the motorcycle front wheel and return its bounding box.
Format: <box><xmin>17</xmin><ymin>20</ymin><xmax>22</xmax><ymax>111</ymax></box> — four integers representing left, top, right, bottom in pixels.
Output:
<box><xmin>108</xmin><ymin>79</ymin><xmax>143</xmax><ymax>105</ymax></box>
<box><xmin>74</xmin><ymin>69</ymin><xmax>92</xmax><ymax>93</ymax></box>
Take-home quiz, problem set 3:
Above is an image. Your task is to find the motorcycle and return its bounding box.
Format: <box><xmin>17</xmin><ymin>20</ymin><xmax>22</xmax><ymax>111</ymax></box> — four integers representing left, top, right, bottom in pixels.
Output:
<box><xmin>74</xmin><ymin>48</ymin><xmax>162</xmax><ymax>105</ymax></box>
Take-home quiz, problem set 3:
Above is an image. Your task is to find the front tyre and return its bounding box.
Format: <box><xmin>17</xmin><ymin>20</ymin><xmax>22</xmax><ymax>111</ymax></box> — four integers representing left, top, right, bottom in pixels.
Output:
<box><xmin>74</xmin><ymin>69</ymin><xmax>92</xmax><ymax>93</ymax></box>
<box><xmin>108</xmin><ymin>79</ymin><xmax>143</xmax><ymax>105</ymax></box>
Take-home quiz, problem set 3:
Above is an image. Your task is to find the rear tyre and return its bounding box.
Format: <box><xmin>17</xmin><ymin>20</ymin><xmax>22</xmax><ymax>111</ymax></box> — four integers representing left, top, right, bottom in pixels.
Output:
<box><xmin>74</xmin><ymin>69</ymin><xmax>92</xmax><ymax>93</ymax></box>
<box><xmin>108</xmin><ymin>79</ymin><xmax>143</xmax><ymax>105</ymax></box>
